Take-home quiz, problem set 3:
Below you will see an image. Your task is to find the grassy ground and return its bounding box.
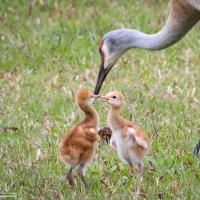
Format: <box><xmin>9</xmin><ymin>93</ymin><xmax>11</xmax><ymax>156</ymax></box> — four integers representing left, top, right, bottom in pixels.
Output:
<box><xmin>0</xmin><ymin>0</ymin><xmax>200</xmax><ymax>199</ymax></box>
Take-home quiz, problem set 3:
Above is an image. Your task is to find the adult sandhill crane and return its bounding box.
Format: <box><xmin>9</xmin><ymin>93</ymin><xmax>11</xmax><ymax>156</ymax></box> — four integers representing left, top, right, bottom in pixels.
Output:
<box><xmin>94</xmin><ymin>0</ymin><xmax>200</xmax><ymax>94</ymax></box>
<box><xmin>94</xmin><ymin>0</ymin><xmax>200</xmax><ymax>155</ymax></box>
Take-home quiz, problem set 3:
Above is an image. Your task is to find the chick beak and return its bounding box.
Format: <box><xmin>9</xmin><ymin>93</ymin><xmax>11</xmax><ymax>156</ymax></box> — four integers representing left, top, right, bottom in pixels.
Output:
<box><xmin>99</xmin><ymin>96</ymin><xmax>109</xmax><ymax>102</ymax></box>
<box><xmin>92</xmin><ymin>95</ymin><xmax>101</xmax><ymax>99</ymax></box>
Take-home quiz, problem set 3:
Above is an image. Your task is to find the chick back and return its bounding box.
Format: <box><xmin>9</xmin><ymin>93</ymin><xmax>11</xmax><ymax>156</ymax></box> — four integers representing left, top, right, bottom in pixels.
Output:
<box><xmin>59</xmin><ymin>123</ymin><xmax>99</xmax><ymax>166</ymax></box>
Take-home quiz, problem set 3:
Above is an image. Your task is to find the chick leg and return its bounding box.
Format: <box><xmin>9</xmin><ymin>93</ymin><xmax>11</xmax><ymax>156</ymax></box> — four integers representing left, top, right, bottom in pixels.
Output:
<box><xmin>67</xmin><ymin>166</ymin><xmax>75</xmax><ymax>186</ymax></box>
<box><xmin>138</xmin><ymin>162</ymin><xmax>143</xmax><ymax>176</ymax></box>
<box><xmin>129</xmin><ymin>162</ymin><xmax>135</xmax><ymax>175</ymax></box>
<box><xmin>78</xmin><ymin>164</ymin><xmax>87</xmax><ymax>186</ymax></box>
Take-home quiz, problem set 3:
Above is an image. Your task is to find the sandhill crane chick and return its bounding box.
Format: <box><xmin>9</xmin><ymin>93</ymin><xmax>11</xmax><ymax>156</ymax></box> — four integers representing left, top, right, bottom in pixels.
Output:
<box><xmin>99</xmin><ymin>91</ymin><xmax>150</xmax><ymax>176</ymax></box>
<box><xmin>59</xmin><ymin>89</ymin><xmax>100</xmax><ymax>186</ymax></box>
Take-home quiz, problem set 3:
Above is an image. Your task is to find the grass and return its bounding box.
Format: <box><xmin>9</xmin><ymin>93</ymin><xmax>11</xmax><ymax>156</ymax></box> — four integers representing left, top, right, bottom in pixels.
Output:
<box><xmin>0</xmin><ymin>0</ymin><xmax>200</xmax><ymax>199</ymax></box>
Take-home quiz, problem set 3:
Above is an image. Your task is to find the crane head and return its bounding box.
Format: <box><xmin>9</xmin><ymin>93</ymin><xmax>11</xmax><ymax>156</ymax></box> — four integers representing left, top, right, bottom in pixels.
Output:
<box><xmin>94</xmin><ymin>30</ymin><xmax>130</xmax><ymax>94</ymax></box>
<box><xmin>94</xmin><ymin>40</ymin><xmax>113</xmax><ymax>95</ymax></box>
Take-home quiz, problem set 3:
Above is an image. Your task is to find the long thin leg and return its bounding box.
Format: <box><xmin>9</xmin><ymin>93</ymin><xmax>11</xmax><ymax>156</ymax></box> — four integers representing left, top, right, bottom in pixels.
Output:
<box><xmin>78</xmin><ymin>164</ymin><xmax>87</xmax><ymax>186</ymax></box>
<box><xmin>66</xmin><ymin>166</ymin><xmax>75</xmax><ymax>186</ymax></box>
<box><xmin>193</xmin><ymin>139</ymin><xmax>200</xmax><ymax>156</ymax></box>
<box><xmin>138</xmin><ymin>162</ymin><xmax>143</xmax><ymax>177</ymax></box>
<box><xmin>129</xmin><ymin>162</ymin><xmax>135</xmax><ymax>175</ymax></box>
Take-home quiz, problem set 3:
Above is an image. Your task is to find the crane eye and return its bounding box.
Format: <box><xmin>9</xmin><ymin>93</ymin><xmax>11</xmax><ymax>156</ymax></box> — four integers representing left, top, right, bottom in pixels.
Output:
<box><xmin>112</xmin><ymin>96</ymin><xmax>116</xmax><ymax>99</ymax></box>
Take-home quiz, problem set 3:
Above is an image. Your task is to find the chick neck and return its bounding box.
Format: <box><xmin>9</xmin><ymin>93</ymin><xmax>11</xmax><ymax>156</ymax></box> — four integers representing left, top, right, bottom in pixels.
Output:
<box><xmin>108</xmin><ymin>106</ymin><xmax>124</xmax><ymax>130</ymax></box>
<box><xmin>79</xmin><ymin>103</ymin><xmax>99</xmax><ymax>128</ymax></box>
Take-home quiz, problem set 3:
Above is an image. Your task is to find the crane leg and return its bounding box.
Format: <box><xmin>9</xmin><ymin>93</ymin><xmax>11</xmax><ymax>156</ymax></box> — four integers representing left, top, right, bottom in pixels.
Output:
<box><xmin>193</xmin><ymin>139</ymin><xmax>200</xmax><ymax>156</ymax></box>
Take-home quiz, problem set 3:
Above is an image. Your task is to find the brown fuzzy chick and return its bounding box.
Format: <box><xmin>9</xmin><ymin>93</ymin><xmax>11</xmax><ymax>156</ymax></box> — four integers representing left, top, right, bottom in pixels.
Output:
<box><xmin>59</xmin><ymin>89</ymin><xmax>100</xmax><ymax>186</ymax></box>
<box><xmin>99</xmin><ymin>91</ymin><xmax>150</xmax><ymax>176</ymax></box>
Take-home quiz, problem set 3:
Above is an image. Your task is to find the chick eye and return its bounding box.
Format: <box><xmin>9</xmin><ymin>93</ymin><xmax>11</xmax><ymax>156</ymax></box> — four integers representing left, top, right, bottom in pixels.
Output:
<box><xmin>112</xmin><ymin>96</ymin><xmax>116</xmax><ymax>99</ymax></box>
<box><xmin>90</xmin><ymin>95</ymin><xmax>93</xmax><ymax>98</ymax></box>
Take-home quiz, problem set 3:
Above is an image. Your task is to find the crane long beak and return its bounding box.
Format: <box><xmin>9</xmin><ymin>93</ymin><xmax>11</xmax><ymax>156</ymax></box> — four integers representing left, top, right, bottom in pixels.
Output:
<box><xmin>94</xmin><ymin>61</ymin><xmax>111</xmax><ymax>94</ymax></box>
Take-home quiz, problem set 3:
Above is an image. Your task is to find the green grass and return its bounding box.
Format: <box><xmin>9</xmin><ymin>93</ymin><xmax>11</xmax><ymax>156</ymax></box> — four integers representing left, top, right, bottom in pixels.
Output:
<box><xmin>0</xmin><ymin>0</ymin><xmax>200</xmax><ymax>199</ymax></box>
